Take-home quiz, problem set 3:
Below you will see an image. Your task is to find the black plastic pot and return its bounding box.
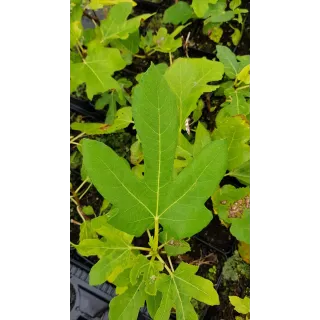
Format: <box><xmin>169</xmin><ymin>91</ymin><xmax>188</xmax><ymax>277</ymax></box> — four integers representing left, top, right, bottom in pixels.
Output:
<box><xmin>70</xmin><ymin>96</ymin><xmax>106</xmax><ymax>122</ymax></box>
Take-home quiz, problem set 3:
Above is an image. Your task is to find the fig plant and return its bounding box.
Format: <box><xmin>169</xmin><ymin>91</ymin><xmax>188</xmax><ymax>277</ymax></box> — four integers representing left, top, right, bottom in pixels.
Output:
<box><xmin>73</xmin><ymin>62</ymin><xmax>230</xmax><ymax>319</ymax></box>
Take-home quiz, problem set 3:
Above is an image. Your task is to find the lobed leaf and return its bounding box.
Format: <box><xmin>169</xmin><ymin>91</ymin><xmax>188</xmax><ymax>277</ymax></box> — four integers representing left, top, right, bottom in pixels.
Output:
<box><xmin>163</xmin><ymin>2</ymin><xmax>194</xmax><ymax>25</ymax></box>
<box><xmin>130</xmin><ymin>254</ymin><xmax>164</xmax><ymax>295</ymax></box>
<box><xmin>159</xmin><ymin>231</ymin><xmax>191</xmax><ymax>256</ymax></box>
<box><xmin>82</xmin><ymin>62</ymin><xmax>228</xmax><ymax>239</ymax></box>
<box><xmin>152</xmin><ymin>25</ymin><xmax>189</xmax><ymax>53</ymax></box>
<box><xmin>221</xmin><ymin>88</ymin><xmax>250</xmax><ymax>116</ymax></box>
<box><xmin>70</xmin><ymin>45</ymin><xmax>126</xmax><ymax>99</ymax></box>
<box><xmin>165</xmin><ymin>58</ymin><xmax>224</xmax><ymax>128</ymax></box>
<box><xmin>155</xmin><ymin>262</ymin><xmax>219</xmax><ymax>320</ymax></box>
<box><xmin>99</xmin><ymin>3</ymin><xmax>153</xmax><ymax>43</ymax></box>
<box><xmin>79</xmin><ymin>221</ymin><xmax>98</xmax><ymax>242</ymax></box>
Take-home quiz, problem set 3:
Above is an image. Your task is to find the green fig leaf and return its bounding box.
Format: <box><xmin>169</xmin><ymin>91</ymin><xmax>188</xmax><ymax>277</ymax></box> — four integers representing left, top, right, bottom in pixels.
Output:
<box><xmin>163</xmin><ymin>2</ymin><xmax>193</xmax><ymax>25</ymax></box>
<box><xmin>155</xmin><ymin>262</ymin><xmax>219</xmax><ymax>319</ymax></box>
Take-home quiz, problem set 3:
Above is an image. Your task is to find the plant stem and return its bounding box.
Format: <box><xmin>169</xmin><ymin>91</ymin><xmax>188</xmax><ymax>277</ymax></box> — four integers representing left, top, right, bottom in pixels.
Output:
<box><xmin>153</xmin><ymin>217</ymin><xmax>159</xmax><ymax>252</ymax></box>
<box><xmin>75</xmin><ymin>177</ymin><xmax>90</xmax><ymax>195</ymax></box>
<box><xmin>79</xmin><ymin>182</ymin><xmax>92</xmax><ymax>200</ymax></box>
<box><xmin>236</xmin><ymin>84</ymin><xmax>250</xmax><ymax>91</ymax></box>
<box><xmin>76</xmin><ymin>206</ymin><xmax>86</xmax><ymax>222</ymax></box>
<box><xmin>70</xmin><ymin>187</ymin><xmax>87</xmax><ymax>222</ymax></box>
<box><xmin>147</xmin><ymin>49</ymin><xmax>156</xmax><ymax>56</ymax></box>
<box><xmin>134</xmin><ymin>54</ymin><xmax>147</xmax><ymax>59</ymax></box>
<box><xmin>168</xmin><ymin>256</ymin><xmax>174</xmax><ymax>272</ymax></box>
<box><xmin>147</xmin><ymin>229</ymin><xmax>152</xmax><ymax>240</ymax></box>
<box><xmin>76</xmin><ymin>41</ymin><xmax>86</xmax><ymax>59</ymax></box>
<box><xmin>71</xmin><ymin>219</ymin><xmax>81</xmax><ymax>226</ymax></box>
<box><xmin>131</xmin><ymin>246</ymin><xmax>152</xmax><ymax>252</ymax></box>
<box><xmin>70</xmin><ymin>132</ymin><xmax>86</xmax><ymax>143</ymax></box>
<box><xmin>169</xmin><ymin>52</ymin><xmax>173</xmax><ymax>66</ymax></box>
<box><xmin>156</xmin><ymin>254</ymin><xmax>173</xmax><ymax>275</ymax></box>
<box><xmin>70</xmin><ymin>196</ymin><xmax>78</xmax><ymax>206</ymax></box>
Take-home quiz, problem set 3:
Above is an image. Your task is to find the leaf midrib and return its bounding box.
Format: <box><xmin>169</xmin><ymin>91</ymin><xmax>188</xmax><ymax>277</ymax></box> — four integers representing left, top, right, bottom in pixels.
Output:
<box><xmin>159</xmin><ymin>145</ymin><xmax>221</xmax><ymax>218</ymax></box>
<box><xmin>97</xmin><ymin>155</ymin><xmax>155</xmax><ymax>217</ymax></box>
<box><xmin>116</xmin><ymin>281</ymin><xmax>144</xmax><ymax>319</ymax></box>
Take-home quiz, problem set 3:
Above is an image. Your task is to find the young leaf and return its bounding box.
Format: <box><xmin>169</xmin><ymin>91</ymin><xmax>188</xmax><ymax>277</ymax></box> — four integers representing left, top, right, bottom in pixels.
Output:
<box><xmin>70</xmin><ymin>45</ymin><xmax>126</xmax><ymax>99</ymax></box>
<box><xmin>192</xmin><ymin>0</ymin><xmax>218</xmax><ymax>18</ymax></box>
<box><xmin>221</xmin><ymin>88</ymin><xmax>250</xmax><ymax>116</ymax></box>
<box><xmin>163</xmin><ymin>2</ymin><xmax>193</xmax><ymax>25</ymax></box>
<box><xmin>159</xmin><ymin>232</ymin><xmax>191</xmax><ymax>256</ymax></box>
<box><xmin>139</xmin><ymin>30</ymin><xmax>154</xmax><ymax>53</ymax></box>
<box><xmin>130</xmin><ymin>255</ymin><xmax>164</xmax><ymax>295</ymax></box>
<box><xmin>71</xmin><ymin>107</ymin><xmax>133</xmax><ymax>134</ymax></box>
<box><xmin>153</xmin><ymin>25</ymin><xmax>189</xmax><ymax>53</ymax></box>
<box><xmin>155</xmin><ymin>262</ymin><xmax>219</xmax><ymax>319</ymax></box>
<box><xmin>99</xmin><ymin>3</ymin><xmax>153</xmax><ymax>43</ymax></box>
<box><xmin>80</xmin><ymin>221</ymin><xmax>98</xmax><ymax>241</ymax></box>
<box><xmin>109</xmin><ymin>282</ymin><xmax>147</xmax><ymax>320</ymax></box>
<box><xmin>216</xmin><ymin>45</ymin><xmax>240</xmax><ymax>79</ymax></box>
<box><xmin>229</xmin><ymin>296</ymin><xmax>250</xmax><ymax>314</ymax></box>
<box><xmin>212</xmin><ymin>115</ymin><xmax>249</xmax><ymax>170</ymax></box>
<box><xmin>82</xmin><ymin>205</ymin><xmax>95</xmax><ymax>215</ymax></box>
<box><xmin>209</xmin><ymin>26</ymin><xmax>223</xmax><ymax>43</ymax></box>
<box><xmin>165</xmin><ymin>58</ymin><xmax>224</xmax><ymax>128</ymax></box>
